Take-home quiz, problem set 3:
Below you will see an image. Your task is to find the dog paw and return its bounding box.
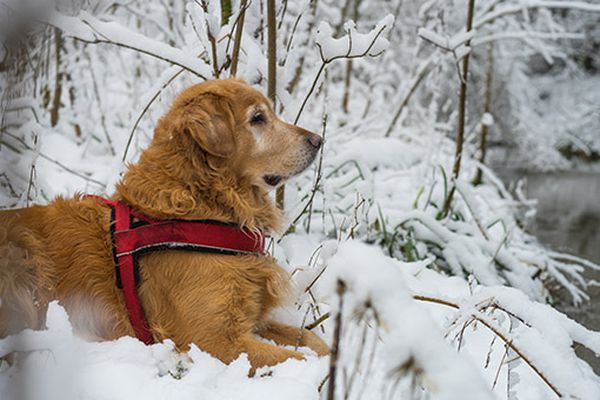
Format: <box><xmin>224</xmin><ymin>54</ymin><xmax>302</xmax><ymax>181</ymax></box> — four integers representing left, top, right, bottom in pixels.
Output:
<box><xmin>301</xmin><ymin>329</ymin><xmax>330</xmax><ymax>356</ymax></box>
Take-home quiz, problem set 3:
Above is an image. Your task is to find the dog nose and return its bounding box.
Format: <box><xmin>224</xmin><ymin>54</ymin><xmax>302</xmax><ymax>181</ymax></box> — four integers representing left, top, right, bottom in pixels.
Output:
<box><xmin>307</xmin><ymin>133</ymin><xmax>323</xmax><ymax>149</ymax></box>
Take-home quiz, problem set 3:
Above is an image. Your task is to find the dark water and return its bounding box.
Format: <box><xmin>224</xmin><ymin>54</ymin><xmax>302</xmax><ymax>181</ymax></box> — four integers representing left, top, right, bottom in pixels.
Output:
<box><xmin>522</xmin><ymin>172</ymin><xmax>600</xmax><ymax>264</ymax></box>
<box><xmin>498</xmin><ymin>170</ymin><xmax>600</xmax><ymax>371</ymax></box>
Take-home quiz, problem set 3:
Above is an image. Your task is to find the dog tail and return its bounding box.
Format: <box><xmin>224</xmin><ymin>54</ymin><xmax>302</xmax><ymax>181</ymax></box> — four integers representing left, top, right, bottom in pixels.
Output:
<box><xmin>0</xmin><ymin>215</ymin><xmax>49</xmax><ymax>338</ymax></box>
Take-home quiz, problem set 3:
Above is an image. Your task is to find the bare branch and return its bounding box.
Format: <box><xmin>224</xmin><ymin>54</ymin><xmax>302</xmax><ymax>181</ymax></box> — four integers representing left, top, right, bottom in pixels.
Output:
<box><xmin>294</xmin><ymin>23</ymin><xmax>389</xmax><ymax>124</ymax></box>
<box><xmin>414</xmin><ymin>295</ymin><xmax>562</xmax><ymax>397</ymax></box>
<box><xmin>122</xmin><ymin>66</ymin><xmax>187</xmax><ymax>162</ymax></box>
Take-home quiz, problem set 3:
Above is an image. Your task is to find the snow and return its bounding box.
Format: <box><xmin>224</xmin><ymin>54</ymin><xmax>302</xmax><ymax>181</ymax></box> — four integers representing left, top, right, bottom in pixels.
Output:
<box><xmin>312</xmin><ymin>241</ymin><xmax>496</xmax><ymax>400</ymax></box>
<box><xmin>418</xmin><ymin>28</ymin><xmax>475</xmax><ymax>51</ymax></box>
<box><xmin>0</xmin><ymin>302</ymin><xmax>328</xmax><ymax>400</ymax></box>
<box><xmin>46</xmin><ymin>10</ymin><xmax>213</xmax><ymax>79</ymax></box>
<box><xmin>482</xmin><ymin>112</ymin><xmax>494</xmax><ymax>127</ymax></box>
<box><xmin>2</xmin><ymin>0</ymin><xmax>600</xmax><ymax>399</ymax></box>
<box><xmin>5</xmin><ymin>238</ymin><xmax>600</xmax><ymax>398</ymax></box>
<box><xmin>475</xmin><ymin>1</ymin><xmax>600</xmax><ymax>29</ymax></box>
<box><xmin>418</xmin><ymin>28</ymin><xmax>450</xmax><ymax>49</ymax></box>
<box><xmin>41</xmin><ymin>12</ymin><xmax>97</xmax><ymax>42</ymax></box>
<box><xmin>315</xmin><ymin>14</ymin><xmax>394</xmax><ymax>61</ymax></box>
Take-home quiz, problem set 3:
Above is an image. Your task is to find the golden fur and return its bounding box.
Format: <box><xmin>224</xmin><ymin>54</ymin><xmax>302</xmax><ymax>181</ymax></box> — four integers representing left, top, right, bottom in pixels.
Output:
<box><xmin>0</xmin><ymin>78</ymin><xmax>328</xmax><ymax>371</ymax></box>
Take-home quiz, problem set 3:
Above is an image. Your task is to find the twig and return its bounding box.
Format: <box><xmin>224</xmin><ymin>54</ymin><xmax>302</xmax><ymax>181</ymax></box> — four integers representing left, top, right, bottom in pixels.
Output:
<box><xmin>472</xmin><ymin>31</ymin><xmax>584</xmax><ymax>47</ymax></box>
<box><xmin>0</xmin><ymin>173</ymin><xmax>18</xmax><ymax>198</ymax></box>
<box><xmin>282</xmin><ymin>8</ymin><xmax>304</xmax><ymax>65</ymax></box>
<box><xmin>122</xmin><ymin>67</ymin><xmax>186</xmax><ymax>162</ymax></box>
<box><xmin>484</xmin><ymin>332</ymin><xmax>498</xmax><ymax>369</ymax></box>
<box><xmin>229</xmin><ymin>0</ymin><xmax>248</xmax><ymax>76</ymax></box>
<box><xmin>86</xmin><ymin>52</ymin><xmax>116</xmax><ymax>156</ymax></box>
<box><xmin>385</xmin><ymin>54</ymin><xmax>439</xmax><ymax>137</ymax></box>
<box><xmin>487</xmin><ymin>229</ymin><xmax>511</xmax><ymax>272</ymax></box>
<box><xmin>26</xmin><ymin>162</ymin><xmax>36</xmax><ymax>207</ymax></box>
<box><xmin>475</xmin><ymin>1</ymin><xmax>600</xmax><ymax>30</ymax></box>
<box><xmin>334</xmin><ymin>0</ymin><xmax>352</xmax><ymax>36</ymax></box>
<box><xmin>285</xmin><ymin>115</ymin><xmax>327</xmax><ymax>233</ymax></box>
<box><xmin>2</xmin><ymin>131</ymin><xmax>105</xmax><ymax>187</ymax></box>
<box><xmin>222</xmin><ymin>0</ymin><xmax>251</xmax><ymax>72</ymax></box>
<box><xmin>473</xmin><ymin>43</ymin><xmax>493</xmax><ymax>185</ymax></box>
<box><xmin>265</xmin><ymin>0</ymin><xmax>284</xmax><ymax>209</ymax></box>
<box><xmin>306</xmin><ymin>312</ymin><xmax>330</xmax><ymax>331</ymax></box>
<box><xmin>277</xmin><ymin>0</ymin><xmax>288</xmax><ymax>29</ymax></box>
<box><xmin>295</xmin><ymin>304</ymin><xmax>313</xmax><ymax>351</ymax></box>
<box><xmin>344</xmin><ymin>308</ymin><xmax>370</xmax><ymax>400</ymax></box>
<box><xmin>413</xmin><ymin>294</ymin><xmax>563</xmax><ymax>397</ymax></box>
<box><xmin>454</xmin><ymin>183</ymin><xmax>489</xmax><ymax>240</ymax></box>
<box><xmin>355</xmin><ymin>319</ymin><xmax>379</xmax><ymax>400</ymax></box>
<box><xmin>196</xmin><ymin>0</ymin><xmax>221</xmax><ymax>78</ymax></box>
<box><xmin>303</xmin><ymin>264</ymin><xmax>328</xmax><ymax>294</ymax></box>
<box><xmin>50</xmin><ymin>28</ymin><xmax>63</xmax><ymax>128</ymax></box>
<box><xmin>294</xmin><ymin>23</ymin><xmax>388</xmax><ymax>124</ymax></box>
<box><xmin>327</xmin><ymin>280</ymin><xmax>346</xmax><ymax>400</ymax></box>
<box><xmin>287</xmin><ymin>0</ymin><xmax>319</xmax><ymax>94</ymax></box>
<box><xmin>341</xmin><ymin>0</ymin><xmax>363</xmax><ymax>113</ymax></box>
<box><xmin>41</xmin><ymin>12</ymin><xmax>210</xmax><ymax>80</ymax></box>
<box><xmin>492</xmin><ymin>339</ymin><xmax>510</xmax><ymax>389</ymax></box>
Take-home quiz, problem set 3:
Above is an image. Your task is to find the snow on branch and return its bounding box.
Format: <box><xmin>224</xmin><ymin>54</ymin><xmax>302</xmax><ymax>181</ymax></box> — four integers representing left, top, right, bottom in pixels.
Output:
<box><xmin>415</xmin><ymin>285</ymin><xmax>600</xmax><ymax>398</ymax></box>
<box><xmin>419</xmin><ymin>0</ymin><xmax>599</xmax><ymax>59</ymax></box>
<box><xmin>315</xmin><ymin>14</ymin><xmax>394</xmax><ymax>62</ymax></box>
<box><xmin>311</xmin><ymin>239</ymin><xmax>600</xmax><ymax>398</ymax></box>
<box><xmin>418</xmin><ymin>27</ymin><xmax>584</xmax><ymax>62</ymax></box>
<box><xmin>44</xmin><ymin>11</ymin><xmax>212</xmax><ymax>79</ymax></box>
<box><xmin>315</xmin><ymin>241</ymin><xmax>496</xmax><ymax>400</ymax></box>
<box><xmin>417</xmin><ymin>28</ymin><xmax>475</xmax><ymax>52</ymax></box>
<box><xmin>472</xmin><ymin>31</ymin><xmax>585</xmax><ymax>46</ymax></box>
<box><xmin>293</xmin><ymin>14</ymin><xmax>395</xmax><ymax>124</ymax></box>
<box><xmin>474</xmin><ymin>0</ymin><xmax>600</xmax><ymax>29</ymax></box>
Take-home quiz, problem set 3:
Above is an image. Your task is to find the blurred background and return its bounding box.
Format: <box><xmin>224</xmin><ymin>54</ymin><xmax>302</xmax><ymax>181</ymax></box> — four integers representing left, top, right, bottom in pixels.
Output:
<box><xmin>1</xmin><ymin>0</ymin><xmax>600</xmax><ymax>397</ymax></box>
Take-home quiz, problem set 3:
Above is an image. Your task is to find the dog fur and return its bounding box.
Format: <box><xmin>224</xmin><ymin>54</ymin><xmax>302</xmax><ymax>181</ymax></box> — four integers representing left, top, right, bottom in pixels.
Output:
<box><xmin>0</xmin><ymin>78</ymin><xmax>329</xmax><ymax>371</ymax></box>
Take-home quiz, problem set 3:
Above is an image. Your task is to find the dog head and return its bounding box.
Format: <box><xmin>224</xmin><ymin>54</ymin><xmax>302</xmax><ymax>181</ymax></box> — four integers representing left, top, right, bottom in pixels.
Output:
<box><xmin>158</xmin><ymin>78</ymin><xmax>322</xmax><ymax>191</ymax></box>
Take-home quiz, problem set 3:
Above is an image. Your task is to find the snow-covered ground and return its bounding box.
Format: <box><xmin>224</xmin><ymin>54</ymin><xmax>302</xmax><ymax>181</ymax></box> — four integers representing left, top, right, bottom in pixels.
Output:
<box><xmin>2</xmin><ymin>1</ymin><xmax>600</xmax><ymax>399</ymax></box>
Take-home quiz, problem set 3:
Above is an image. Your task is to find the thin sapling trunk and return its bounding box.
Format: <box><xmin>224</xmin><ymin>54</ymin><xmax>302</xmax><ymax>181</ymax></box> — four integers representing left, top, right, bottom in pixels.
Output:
<box><xmin>473</xmin><ymin>43</ymin><xmax>494</xmax><ymax>186</ymax></box>
<box><xmin>441</xmin><ymin>0</ymin><xmax>476</xmax><ymax>218</ymax></box>
<box><xmin>229</xmin><ymin>0</ymin><xmax>248</xmax><ymax>76</ymax></box>
<box><xmin>267</xmin><ymin>0</ymin><xmax>285</xmax><ymax>209</ymax></box>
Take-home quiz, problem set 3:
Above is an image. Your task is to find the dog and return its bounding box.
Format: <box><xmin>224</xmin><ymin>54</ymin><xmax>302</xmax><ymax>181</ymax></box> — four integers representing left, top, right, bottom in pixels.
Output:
<box><xmin>0</xmin><ymin>78</ymin><xmax>329</xmax><ymax>371</ymax></box>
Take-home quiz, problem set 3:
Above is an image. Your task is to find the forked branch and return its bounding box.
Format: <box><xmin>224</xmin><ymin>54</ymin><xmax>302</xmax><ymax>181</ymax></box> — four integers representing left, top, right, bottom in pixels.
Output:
<box><xmin>293</xmin><ymin>23</ymin><xmax>389</xmax><ymax>124</ymax></box>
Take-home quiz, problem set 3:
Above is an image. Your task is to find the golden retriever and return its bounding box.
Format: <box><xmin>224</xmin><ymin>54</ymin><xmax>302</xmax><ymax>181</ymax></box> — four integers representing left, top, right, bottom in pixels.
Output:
<box><xmin>0</xmin><ymin>78</ymin><xmax>328</xmax><ymax>371</ymax></box>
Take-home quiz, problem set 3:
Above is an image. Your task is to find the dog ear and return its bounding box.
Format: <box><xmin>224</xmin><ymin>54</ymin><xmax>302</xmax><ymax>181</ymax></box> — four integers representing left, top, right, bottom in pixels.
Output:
<box><xmin>177</xmin><ymin>95</ymin><xmax>236</xmax><ymax>158</ymax></box>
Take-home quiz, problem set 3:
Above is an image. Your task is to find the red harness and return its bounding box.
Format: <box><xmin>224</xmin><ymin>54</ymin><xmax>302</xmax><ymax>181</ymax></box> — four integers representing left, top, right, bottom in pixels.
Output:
<box><xmin>88</xmin><ymin>196</ymin><xmax>265</xmax><ymax>344</ymax></box>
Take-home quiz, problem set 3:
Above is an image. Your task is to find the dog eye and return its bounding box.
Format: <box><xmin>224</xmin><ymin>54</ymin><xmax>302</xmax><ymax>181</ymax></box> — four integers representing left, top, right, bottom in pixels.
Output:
<box><xmin>250</xmin><ymin>112</ymin><xmax>265</xmax><ymax>125</ymax></box>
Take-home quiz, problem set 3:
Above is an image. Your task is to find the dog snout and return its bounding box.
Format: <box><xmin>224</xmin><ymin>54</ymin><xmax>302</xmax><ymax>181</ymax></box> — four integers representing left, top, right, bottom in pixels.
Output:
<box><xmin>306</xmin><ymin>132</ymin><xmax>322</xmax><ymax>149</ymax></box>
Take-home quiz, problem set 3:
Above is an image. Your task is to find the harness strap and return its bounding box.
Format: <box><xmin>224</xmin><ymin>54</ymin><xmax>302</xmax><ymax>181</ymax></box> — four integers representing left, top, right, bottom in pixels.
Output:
<box><xmin>113</xmin><ymin>201</ymin><xmax>154</xmax><ymax>345</ymax></box>
<box><xmin>86</xmin><ymin>195</ymin><xmax>265</xmax><ymax>345</ymax></box>
<box><xmin>114</xmin><ymin>220</ymin><xmax>265</xmax><ymax>257</ymax></box>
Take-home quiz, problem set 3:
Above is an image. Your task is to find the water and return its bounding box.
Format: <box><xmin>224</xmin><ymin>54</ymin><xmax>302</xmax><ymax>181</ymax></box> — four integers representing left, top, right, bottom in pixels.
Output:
<box><xmin>498</xmin><ymin>170</ymin><xmax>600</xmax><ymax>371</ymax></box>
<box><xmin>516</xmin><ymin>171</ymin><xmax>600</xmax><ymax>263</ymax></box>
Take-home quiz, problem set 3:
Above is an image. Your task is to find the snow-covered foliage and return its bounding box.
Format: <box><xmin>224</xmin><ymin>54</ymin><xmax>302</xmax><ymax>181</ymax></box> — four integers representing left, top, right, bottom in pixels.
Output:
<box><xmin>2</xmin><ymin>0</ymin><xmax>600</xmax><ymax>399</ymax></box>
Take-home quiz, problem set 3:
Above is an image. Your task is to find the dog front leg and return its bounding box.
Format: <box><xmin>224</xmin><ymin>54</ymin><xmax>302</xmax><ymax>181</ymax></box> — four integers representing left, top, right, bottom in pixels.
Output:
<box><xmin>257</xmin><ymin>321</ymin><xmax>329</xmax><ymax>356</ymax></box>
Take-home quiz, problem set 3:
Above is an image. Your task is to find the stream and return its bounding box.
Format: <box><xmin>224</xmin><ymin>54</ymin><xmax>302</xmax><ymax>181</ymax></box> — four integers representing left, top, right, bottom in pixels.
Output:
<box><xmin>498</xmin><ymin>170</ymin><xmax>600</xmax><ymax>372</ymax></box>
